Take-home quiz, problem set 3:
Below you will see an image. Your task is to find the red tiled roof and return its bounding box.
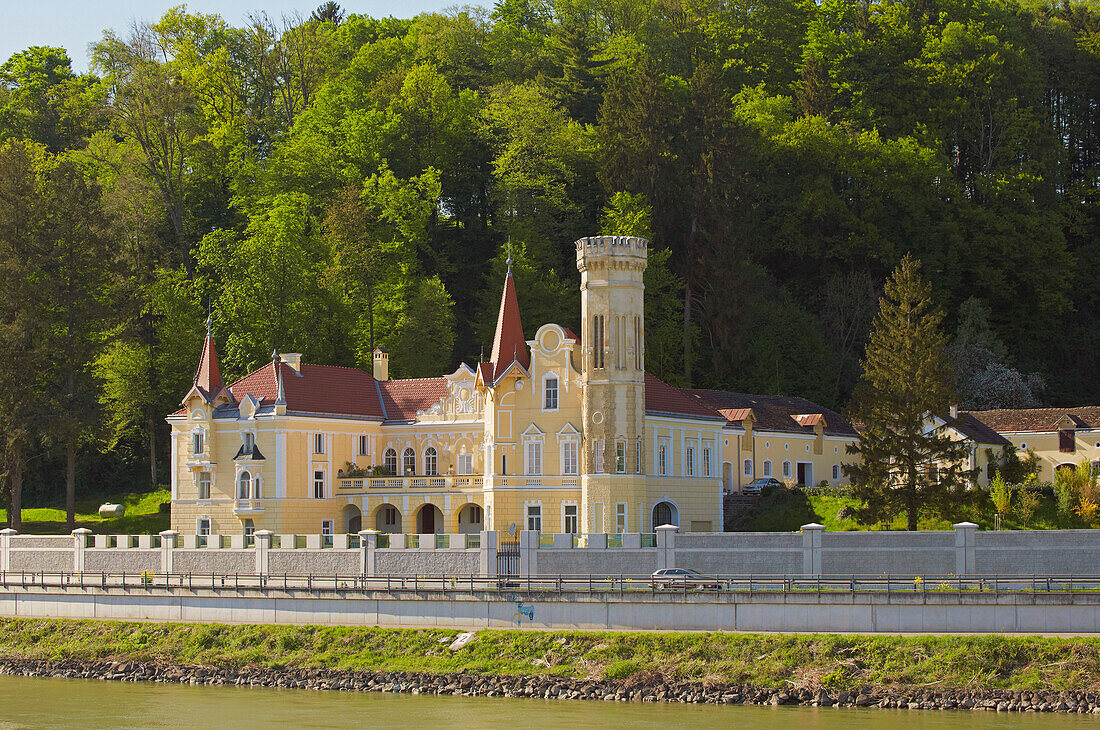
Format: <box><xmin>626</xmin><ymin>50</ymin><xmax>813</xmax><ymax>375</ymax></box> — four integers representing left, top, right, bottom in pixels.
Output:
<box><xmin>228</xmin><ymin>362</ymin><xmax>386</xmax><ymax>419</ymax></box>
<box><xmin>644</xmin><ymin>374</ymin><xmax>724</xmax><ymax>420</ymax></box>
<box><xmin>490</xmin><ymin>272</ymin><xmax>529</xmax><ymax>375</ymax></box>
<box><xmin>950</xmin><ymin>413</ymin><xmax>1011</xmax><ymax>446</ymax></box>
<box><xmin>378</xmin><ymin>377</ymin><xmax>447</xmax><ymax>421</ymax></box>
<box><xmin>563</xmin><ymin>327</ymin><xmax>580</xmax><ymax>343</ymax></box>
<box><xmin>688</xmin><ymin>389</ymin><xmax>858</xmax><ymax>436</ymax></box>
<box><xmin>963</xmin><ymin>407</ymin><xmax>1100</xmax><ymax>434</ymax></box>
<box><xmin>195</xmin><ymin>335</ymin><xmax>222</xmax><ymax>393</ymax></box>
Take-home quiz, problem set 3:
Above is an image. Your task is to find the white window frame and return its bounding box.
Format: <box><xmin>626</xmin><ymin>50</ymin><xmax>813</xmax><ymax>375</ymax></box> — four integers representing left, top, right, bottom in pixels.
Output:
<box><xmin>702</xmin><ymin>446</ymin><xmax>712</xmax><ymax>477</ymax></box>
<box><xmin>384</xmin><ymin>448</ymin><xmax>398</xmax><ymax>475</ymax></box>
<box><xmin>321</xmin><ymin>519</ymin><xmax>334</xmax><ymax>536</ymax></box>
<box><xmin>313</xmin><ymin>469</ymin><xmax>326</xmax><ymax>499</ymax></box>
<box><xmin>563</xmin><ymin>503</ymin><xmax>578</xmax><ymax>534</ymax></box>
<box><xmin>526</xmin><ymin>503</ymin><xmax>542</xmax><ymax>532</ymax></box>
<box><xmin>424</xmin><ymin>446</ymin><xmax>438</xmax><ymax>476</ymax></box>
<box><xmin>543</xmin><ymin>374</ymin><xmax>559</xmax><ymax>411</ymax></box>
<box><xmin>358</xmin><ymin>435</ymin><xmax>369</xmax><ymax>457</ymax></box>
<box><xmin>402</xmin><ymin>447</ymin><xmax>416</xmax><ymax>475</ymax></box>
<box><xmin>237</xmin><ymin>471</ymin><xmax>251</xmax><ymax>499</ymax></box>
<box><xmin>783</xmin><ymin>460</ymin><xmax>791</xmax><ymax>478</ymax></box>
<box><xmin>686</xmin><ymin>442</ymin><xmax>696</xmax><ymax>477</ymax></box>
<box><xmin>197</xmin><ymin>517</ymin><xmax>211</xmax><ymax>536</ymax></box>
<box><xmin>615</xmin><ymin>502</ymin><xmax>627</xmax><ymax>533</ymax></box>
<box><xmin>381</xmin><ymin>505</ymin><xmax>398</xmax><ymax>527</ymax></box>
<box><xmin>743</xmin><ymin>458</ymin><xmax>753</xmax><ymax>477</ymax></box>
<box><xmin>561</xmin><ymin>441</ymin><xmax>579</xmax><ymax>476</ymax></box>
<box><xmin>243</xmin><ymin>431</ymin><xmax>255</xmax><ymax>453</ymax></box>
<box><xmin>615</xmin><ymin>440</ymin><xmax>626</xmax><ymax>474</ymax></box>
<box><xmin>635</xmin><ymin>439</ymin><xmax>643</xmax><ymax>474</ymax></box>
<box><xmin>457</xmin><ymin>452</ymin><xmax>473</xmax><ymax>476</ymax></box>
<box><xmin>197</xmin><ymin>471</ymin><xmax>211</xmax><ymax>500</ymax></box>
<box><xmin>525</xmin><ymin>440</ymin><xmax>543</xmax><ymax>476</ymax></box>
<box><xmin>832</xmin><ymin>464</ymin><xmax>840</xmax><ymax>480</ymax></box>
<box><xmin>594</xmin><ymin>439</ymin><xmax>604</xmax><ymax>474</ymax></box>
<box><xmin>763</xmin><ymin>459</ymin><xmax>772</xmax><ymax>477</ymax></box>
<box><xmin>192</xmin><ymin>430</ymin><xmax>204</xmax><ymax>455</ymax></box>
<box><xmin>313</xmin><ymin>433</ymin><xmax>325</xmax><ymax>455</ymax></box>
<box><xmin>658</xmin><ymin>439</ymin><xmax>669</xmax><ymax>477</ymax></box>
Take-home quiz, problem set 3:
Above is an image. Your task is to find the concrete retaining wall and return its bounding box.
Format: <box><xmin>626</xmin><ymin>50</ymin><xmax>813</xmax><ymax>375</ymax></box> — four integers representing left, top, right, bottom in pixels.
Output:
<box><xmin>1</xmin><ymin>585</ymin><xmax>1098</xmax><ymax>633</ymax></box>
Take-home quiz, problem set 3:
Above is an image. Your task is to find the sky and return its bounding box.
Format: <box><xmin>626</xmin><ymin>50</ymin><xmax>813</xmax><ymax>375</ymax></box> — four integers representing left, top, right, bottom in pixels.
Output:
<box><xmin>1</xmin><ymin>0</ymin><xmax>472</xmax><ymax>73</ymax></box>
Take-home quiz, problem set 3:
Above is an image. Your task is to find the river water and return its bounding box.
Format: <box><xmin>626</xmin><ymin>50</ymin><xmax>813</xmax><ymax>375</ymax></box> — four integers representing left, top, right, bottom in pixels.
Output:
<box><xmin>0</xmin><ymin>675</ymin><xmax>1094</xmax><ymax>729</ymax></box>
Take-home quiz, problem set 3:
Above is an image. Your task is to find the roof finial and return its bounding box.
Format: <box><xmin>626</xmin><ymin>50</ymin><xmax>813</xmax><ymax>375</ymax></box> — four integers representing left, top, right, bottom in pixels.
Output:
<box><xmin>506</xmin><ymin>237</ymin><xmax>513</xmax><ymax>276</ymax></box>
<box><xmin>206</xmin><ymin>298</ymin><xmax>213</xmax><ymax>337</ymax></box>
<box><xmin>271</xmin><ymin>347</ymin><xmax>279</xmax><ymax>363</ymax></box>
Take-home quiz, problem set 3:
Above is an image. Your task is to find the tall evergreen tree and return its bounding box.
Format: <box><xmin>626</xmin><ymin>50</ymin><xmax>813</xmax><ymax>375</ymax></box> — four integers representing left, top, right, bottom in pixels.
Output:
<box><xmin>845</xmin><ymin>255</ymin><xmax>973</xmax><ymax>531</ymax></box>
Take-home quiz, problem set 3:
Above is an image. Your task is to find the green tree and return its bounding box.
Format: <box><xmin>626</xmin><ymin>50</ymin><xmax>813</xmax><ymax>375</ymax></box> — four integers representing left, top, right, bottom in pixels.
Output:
<box><xmin>845</xmin><ymin>255</ymin><xmax>973</xmax><ymax>531</ymax></box>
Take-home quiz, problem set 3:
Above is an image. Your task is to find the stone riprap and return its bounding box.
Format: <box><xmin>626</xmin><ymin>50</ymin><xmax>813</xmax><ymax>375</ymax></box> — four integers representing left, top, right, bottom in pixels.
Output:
<box><xmin>0</xmin><ymin>658</ymin><xmax>1096</xmax><ymax>714</ymax></box>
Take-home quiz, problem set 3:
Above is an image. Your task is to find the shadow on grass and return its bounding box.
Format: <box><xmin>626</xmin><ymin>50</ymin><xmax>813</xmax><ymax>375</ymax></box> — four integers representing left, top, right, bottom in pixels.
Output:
<box><xmin>732</xmin><ymin>487</ymin><xmax>820</xmax><ymax>532</ymax></box>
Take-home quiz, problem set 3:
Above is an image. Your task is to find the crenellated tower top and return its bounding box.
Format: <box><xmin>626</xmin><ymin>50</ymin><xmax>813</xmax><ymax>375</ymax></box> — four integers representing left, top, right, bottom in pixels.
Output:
<box><xmin>575</xmin><ymin>235</ymin><xmax>648</xmax><ymax>274</ymax></box>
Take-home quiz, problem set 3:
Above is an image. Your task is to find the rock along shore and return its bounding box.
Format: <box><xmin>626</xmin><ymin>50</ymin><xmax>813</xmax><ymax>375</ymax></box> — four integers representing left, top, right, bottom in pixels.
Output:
<box><xmin>1</xmin><ymin>657</ymin><xmax>1098</xmax><ymax>713</ymax></box>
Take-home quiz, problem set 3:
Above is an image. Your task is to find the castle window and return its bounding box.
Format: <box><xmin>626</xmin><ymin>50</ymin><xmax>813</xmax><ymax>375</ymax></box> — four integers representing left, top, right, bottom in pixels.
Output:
<box><xmin>562</xmin><ymin>442</ymin><xmax>578</xmax><ymax>475</ymax></box>
<box><xmin>525</xmin><ymin>441</ymin><xmax>542</xmax><ymax>476</ymax></box>
<box><xmin>526</xmin><ymin>504</ymin><xmax>542</xmax><ymax>531</ymax></box>
<box><xmin>237</xmin><ymin>471</ymin><xmax>251</xmax><ymax>499</ymax></box>
<box><xmin>384</xmin><ymin>448</ymin><xmax>397</xmax><ymax>475</ymax></box>
<box><xmin>313</xmin><ymin>470</ymin><xmax>325</xmax><ymax>499</ymax></box>
<box><xmin>686</xmin><ymin>443</ymin><xmax>696</xmax><ymax>477</ymax></box>
<box><xmin>402</xmin><ymin>448</ymin><xmax>416</xmax><ymax>475</ymax></box>
<box><xmin>658</xmin><ymin>440</ymin><xmax>669</xmax><ymax>476</ymax></box>
<box><xmin>358</xmin><ymin>435</ymin><xmax>369</xmax><ymax>457</ymax></box>
<box><xmin>564</xmin><ymin>504</ymin><xmax>578</xmax><ymax>534</ymax></box>
<box><xmin>313</xmin><ymin>433</ymin><xmax>325</xmax><ymax>454</ymax></box>
<box><xmin>424</xmin><ymin>447</ymin><xmax>438</xmax><ymax>476</ymax></box>
<box><xmin>763</xmin><ymin>459</ymin><xmax>772</xmax><ymax>477</ymax></box>
<box><xmin>192</xmin><ymin>431</ymin><xmax>204</xmax><ymax>455</ymax></box>
<box><xmin>197</xmin><ymin>472</ymin><xmax>211</xmax><ymax>500</ymax></box>
<box><xmin>743</xmin><ymin>459</ymin><xmax>752</xmax><ymax>477</ymax></box>
<box><xmin>702</xmin><ymin>446</ymin><xmax>712</xmax><ymax>477</ymax></box>
<box><xmin>457</xmin><ymin>453</ymin><xmax>473</xmax><ymax>475</ymax></box>
<box><xmin>783</xmin><ymin>460</ymin><xmax>791</xmax><ymax>478</ymax></box>
<box><xmin>544</xmin><ymin>376</ymin><xmax>558</xmax><ymax>410</ymax></box>
<box><xmin>636</xmin><ymin>440</ymin><xmax>643</xmax><ymax>474</ymax></box>
<box><xmin>592</xmin><ymin>315</ymin><xmax>605</xmax><ymax>369</ymax></box>
<box><xmin>594</xmin><ymin>440</ymin><xmax>604</xmax><ymax>473</ymax></box>
<box><xmin>243</xmin><ymin>432</ymin><xmax>255</xmax><ymax>452</ymax></box>
<box><xmin>615</xmin><ymin>441</ymin><xmax>626</xmax><ymax>473</ymax></box>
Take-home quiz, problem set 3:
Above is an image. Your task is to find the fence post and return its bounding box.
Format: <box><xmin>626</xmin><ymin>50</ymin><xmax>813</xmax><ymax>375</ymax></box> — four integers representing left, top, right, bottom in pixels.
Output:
<box><xmin>801</xmin><ymin>523</ymin><xmax>824</xmax><ymax>576</ymax></box>
<box><xmin>519</xmin><ymin>530</ymin><xmax>538</xmax><ymax>578</ymax></box>
<box><xmin>358</xmin><ymin>529</ymin><xmax>378</xmax><ymax>576</ymax></box>
<box><xmin>480</xmin><ymin>530</ymin><xmax>497</xmax><ymax>577</ymax></box>
<box><xmin>954</xmin><ymin>522</ymin><xmax>977</xmax><ymax>576</ymax></box>
<box><xmin>72</xmin><ymin>528</ymin><xmax>92</xmax><ymax>572</ymax></box>
<box><xmin>159</xmin><ymin>530</ymin><xmax>178</xmax><ymax>574</ymax></box>
<box><xmin>655</xmin><ymin>524</ymin><xmax>678</xmax><ymax>570</ymax></box>
<box><xmin>255</xmin><ymin>530</ymin><xmax>273</xmax><ymax>575</ymax></box>
<box><xmin>0</xmin><ymin>528</ymin><xmax>16</xmax><ymax>572</ymax></box>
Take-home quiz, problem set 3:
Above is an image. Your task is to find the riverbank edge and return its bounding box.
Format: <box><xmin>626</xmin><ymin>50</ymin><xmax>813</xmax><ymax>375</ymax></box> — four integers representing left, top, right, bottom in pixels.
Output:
<box><xmin>1</xmin><ymin>657</ymin><xmax>1097</xmax><ymax>714</ymax></box>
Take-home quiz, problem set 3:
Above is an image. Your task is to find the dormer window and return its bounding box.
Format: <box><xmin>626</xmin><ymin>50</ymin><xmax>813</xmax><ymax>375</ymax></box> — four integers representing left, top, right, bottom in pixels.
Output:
<box><xmin>544</xmin><ymin>376</ymin><xmax>558</xmax><ymax>410</ymax></box>
<box><xmin>243</xmin><ymin>432</ymin><xmax>255</xmax><ymax>453</ymax></box>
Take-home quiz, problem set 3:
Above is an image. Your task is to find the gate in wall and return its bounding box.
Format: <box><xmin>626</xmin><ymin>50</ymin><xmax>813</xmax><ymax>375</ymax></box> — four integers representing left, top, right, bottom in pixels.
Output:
<box><xmin>497</xmin><ymin>539</ymin><xmax>520</xmax><ymax>579</ymax></box>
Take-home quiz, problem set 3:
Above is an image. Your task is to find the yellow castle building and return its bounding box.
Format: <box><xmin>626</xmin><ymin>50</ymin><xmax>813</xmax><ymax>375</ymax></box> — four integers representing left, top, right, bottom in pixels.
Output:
<box><xmin>168</xmin><ymin>236</ymin><xmax>856</xmax><ymax>537</ymax></box>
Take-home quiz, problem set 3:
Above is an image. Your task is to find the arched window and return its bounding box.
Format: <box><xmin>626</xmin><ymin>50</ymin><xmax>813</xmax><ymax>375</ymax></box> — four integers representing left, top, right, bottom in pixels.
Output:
<box><xmin>384</xmin><ymin>448</ymin><xmax>397</xmax><ymax>475</ymax></box>
<box><xmin>424</xmin><ymin>447</ymin><xmax>438</xmax><ymax>476</ymax></box>
<box><xmin>402</xmin><ymin>447</ymin><xmax>416</xmax><ymax>475</ymax></box>
<box><xmin>783</xmin><ymin>460</ymin><xmax>791</xmax><ymax>478</ymax></box>
<box><xmin>762</xmin><ymin>460</ymin><xmax>772</xmax><ymax>477</ymax></box>
<box><xmin>743</xmin><ymin>458</ymin><xmax>753</xmax><ymax>477</ymax></box>
<box><xmin>237</xmin><ymin>471</ymin><xmax>251</xmax><ymax>499</ymax></box>
<box><xmin>832</xmin><ymin>464</ymin><xmax>840</xmax><ymax>480</ymax></box>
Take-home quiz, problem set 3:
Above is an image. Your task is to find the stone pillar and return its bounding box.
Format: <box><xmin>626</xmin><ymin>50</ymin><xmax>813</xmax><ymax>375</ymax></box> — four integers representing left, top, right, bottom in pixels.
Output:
<box><xmin>801</xmin><ymin>523</ymin><xmax>823</xmax><ymax>576</ymax></box>
<box><xmin>159</xmin><ymin>530</ymin><xmax>178</xmax><ymax>574</ymax></box>
<box><xmin>72</xmin><ymin>528</ymin><xmax>92</xmax><ymax>572</ymax></box>
<box><xmin>358</xmin><ymin>529</ymin><xmax>378</xmax><ymax>576</ymax></box>
<box><xmin>479</xmin><ymin>530</ymin><xmax>497</xmax><ymax>577</ymax></box>
<box><xmin>954</xmin><ymin>522</ymin><xmax>977</xmax><ymax>576</ymax></box>
<box><xmin>255</xmin><ymin>530</ymin><xmax>273</xmax><ymax>574</ymax></box>
<box><xmin>655</xmin><ymin>524</ymin><xmax>678</xmax><ymax>570</ymax></box>
<box><xmin>518</xmin><ymin>530</ymin><xmax>538</xmax><ymax>578</ymax></box>
<box><xmin>0</xmin><ymin>528</ymin><xmax>16</xmax><ymax>572</ymax></box>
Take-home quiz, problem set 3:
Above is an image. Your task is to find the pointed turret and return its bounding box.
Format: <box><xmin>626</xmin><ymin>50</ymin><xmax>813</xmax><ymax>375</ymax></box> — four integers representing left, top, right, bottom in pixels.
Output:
<box><xmin>194</xmin><ymin>316</ymin><xmax>222</xmax><ymax>395</ymax></box>
<box><xmin>489</xmin><ymin>264</ymin><xmax>529</xmax><ymax>378</ymax></box>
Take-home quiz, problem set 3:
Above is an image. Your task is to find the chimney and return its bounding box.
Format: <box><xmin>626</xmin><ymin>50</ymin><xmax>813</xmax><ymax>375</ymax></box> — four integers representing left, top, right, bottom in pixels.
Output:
<box><xmin>949</xmin><ymin>404</ymin><xmax>958</xmax><ymax>419</ymax></box>
<box><xmin>280</xmin><ymin>353</ymin><xmax>302</xmax><ymax>373</ymax></box>
<box><xmin>373</xmin><ymin>348</ymin><xmax>389</xmax><ymax>381</ymax></box>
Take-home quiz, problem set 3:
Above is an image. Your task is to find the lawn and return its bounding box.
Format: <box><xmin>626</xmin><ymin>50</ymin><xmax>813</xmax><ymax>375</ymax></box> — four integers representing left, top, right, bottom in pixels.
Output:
<box><xmin>0</xmin><ymin>489</ymin><xmax>171</xmax><ymax>535</ymax></box>
<box><xmin>737</xmin><ymin>487</ymin><xmax>1088</xmax><ymax>532</ymax></box>
<box><xmin>0</xmin><ymin>617</ymin><xmax>1098</xmax><ymax>691</ymax></box>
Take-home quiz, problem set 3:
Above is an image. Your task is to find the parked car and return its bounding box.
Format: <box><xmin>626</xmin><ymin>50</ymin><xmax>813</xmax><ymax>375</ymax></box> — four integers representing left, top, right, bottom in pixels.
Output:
<box><xmin>650</xmin><ymin>568</ymin><xmax>719</xmax><ymax>591</ymax></box>
<box><xmin>743</xmin><ymin>477</ymin><xmax>783</xmax><ymax>495</ymax></box>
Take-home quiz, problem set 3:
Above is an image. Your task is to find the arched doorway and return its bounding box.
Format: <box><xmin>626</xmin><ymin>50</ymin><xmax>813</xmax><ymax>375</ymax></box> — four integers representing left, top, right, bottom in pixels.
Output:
<box><xmin>652</xmin><ymin>501</ymin><xmax>679</xmax><ymax>529</ymax></box>
<box><xmin>457</xmin><ymin>504</ymin><xmax>483</xmax><ymax>534</ymax></box>
<box><xmin>416</xmin><ymin>504</ymin><xmax>444</xmax><ymax>534</ymax></box>
<box><xmin>374</xmin><ymin>503</ymin><xmax>402</xmax><ymax>533</ymax></box>
<box><xmin>343</xmin><ymin>504</ymin><xmax>362</xmax><ymax>534</ymax></box>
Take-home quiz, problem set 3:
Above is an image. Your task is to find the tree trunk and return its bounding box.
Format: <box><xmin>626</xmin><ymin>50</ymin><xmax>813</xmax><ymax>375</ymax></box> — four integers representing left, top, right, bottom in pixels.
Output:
<box><xmin>66</xmin><ymin>437</ymin><xmax>76</xmax><ymax>529</ymax></box>
<box><xmin>10</xmin><ymin>442</ymin><xmax>22</xmax><ymax>532</ymax></box>
<box><xmin>148</xmin><ymin>415</ymin><xmax>158</xmax><ymax>488</ymax></box>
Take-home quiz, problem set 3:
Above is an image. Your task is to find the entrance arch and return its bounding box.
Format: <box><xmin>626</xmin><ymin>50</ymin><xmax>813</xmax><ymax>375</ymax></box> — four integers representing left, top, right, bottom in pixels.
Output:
<box><xmin>416</xmin><ymin>503</ymin><xmax>444</xmax><ymax>534</ymax></box>
<box><xmin>373</xmin><ymin>503</ymin><xmax>402</xmax><ymax>533</ymax></box>
<box><xmin>343</xmin><ymin>504</ymin><xmax>362</xmax><ymax>534</ymax></box>
<box><xmin>652</xmin><ymin>501</ymin><xmax>679</xmax><ymax>529</ymax></box>
<box><xmin>456</xmin><ymin>503</ymin><xmax>484</xmax><ymax>534</ymax></box>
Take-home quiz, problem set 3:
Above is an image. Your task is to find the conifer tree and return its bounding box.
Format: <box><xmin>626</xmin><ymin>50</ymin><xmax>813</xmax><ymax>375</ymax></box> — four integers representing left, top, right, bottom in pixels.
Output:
<box><xmin>844</xmin><ymin>255</ymin><xmax>973</xmax><ymax>530</ymax></box>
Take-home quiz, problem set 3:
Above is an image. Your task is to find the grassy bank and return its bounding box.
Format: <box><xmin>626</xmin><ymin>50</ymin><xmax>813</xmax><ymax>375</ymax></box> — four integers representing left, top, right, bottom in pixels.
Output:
<box><xmin>1</xmin><ymin>617</ymin><xmax>1098</xmax><ymax>692</ymax></box>
<box><xmin>738</xmin><ymin>487</ymin><xmax>1085</xmax><ymax>532</ymax></box>
<box><xmin>0</xmin><ymin>489</ymin><xmax>170</xmax><ymax>535</ymax></box>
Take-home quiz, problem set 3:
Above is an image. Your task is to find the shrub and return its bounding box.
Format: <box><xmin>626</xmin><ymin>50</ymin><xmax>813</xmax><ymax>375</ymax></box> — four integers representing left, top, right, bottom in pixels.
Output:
<box><xmin>603</xmin><ymin>659</ymin><xmax>642</xmax><ymax>680</ymax></box>
<box><xmin>990</xmin><ymin>474</ymin><xmax>1012</xmax><ymax>515</ymax></box>
<box><xmin>1076</xmin><ymin>497</ymin><xmax>1099</xmax><ymax>525</ymax></box>
<box><xmin>1015</xmin><ymin>488</ymin><xmax>1040</xmax><ymax>527</ymax></box>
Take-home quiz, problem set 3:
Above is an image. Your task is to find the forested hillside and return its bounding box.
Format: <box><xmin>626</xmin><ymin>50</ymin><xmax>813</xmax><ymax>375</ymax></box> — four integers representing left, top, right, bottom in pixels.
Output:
<box><xmin>0</xmin><ymin>0</ymin><xmax>1097</xmax><ymax>514</ymax></box>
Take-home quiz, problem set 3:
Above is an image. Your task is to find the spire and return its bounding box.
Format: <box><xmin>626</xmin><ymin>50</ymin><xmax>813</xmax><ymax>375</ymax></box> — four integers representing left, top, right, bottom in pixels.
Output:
<box><xmin>194</xmin><ymin>320</ymin><xmax>222</xmax><ymax>394</ymax></box>
<box><xmin>489</xmin><ymin>265</ymin><xmax>529</xmax><ymax>376</ymax></box>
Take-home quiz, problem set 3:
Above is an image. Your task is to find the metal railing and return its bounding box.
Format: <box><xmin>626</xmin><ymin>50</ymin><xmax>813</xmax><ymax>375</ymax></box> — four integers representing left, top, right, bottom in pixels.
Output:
<box><xmin>3</xmin><ymin>571</ymin><xmax>1100</xmax><ymax>598</ymax></box>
